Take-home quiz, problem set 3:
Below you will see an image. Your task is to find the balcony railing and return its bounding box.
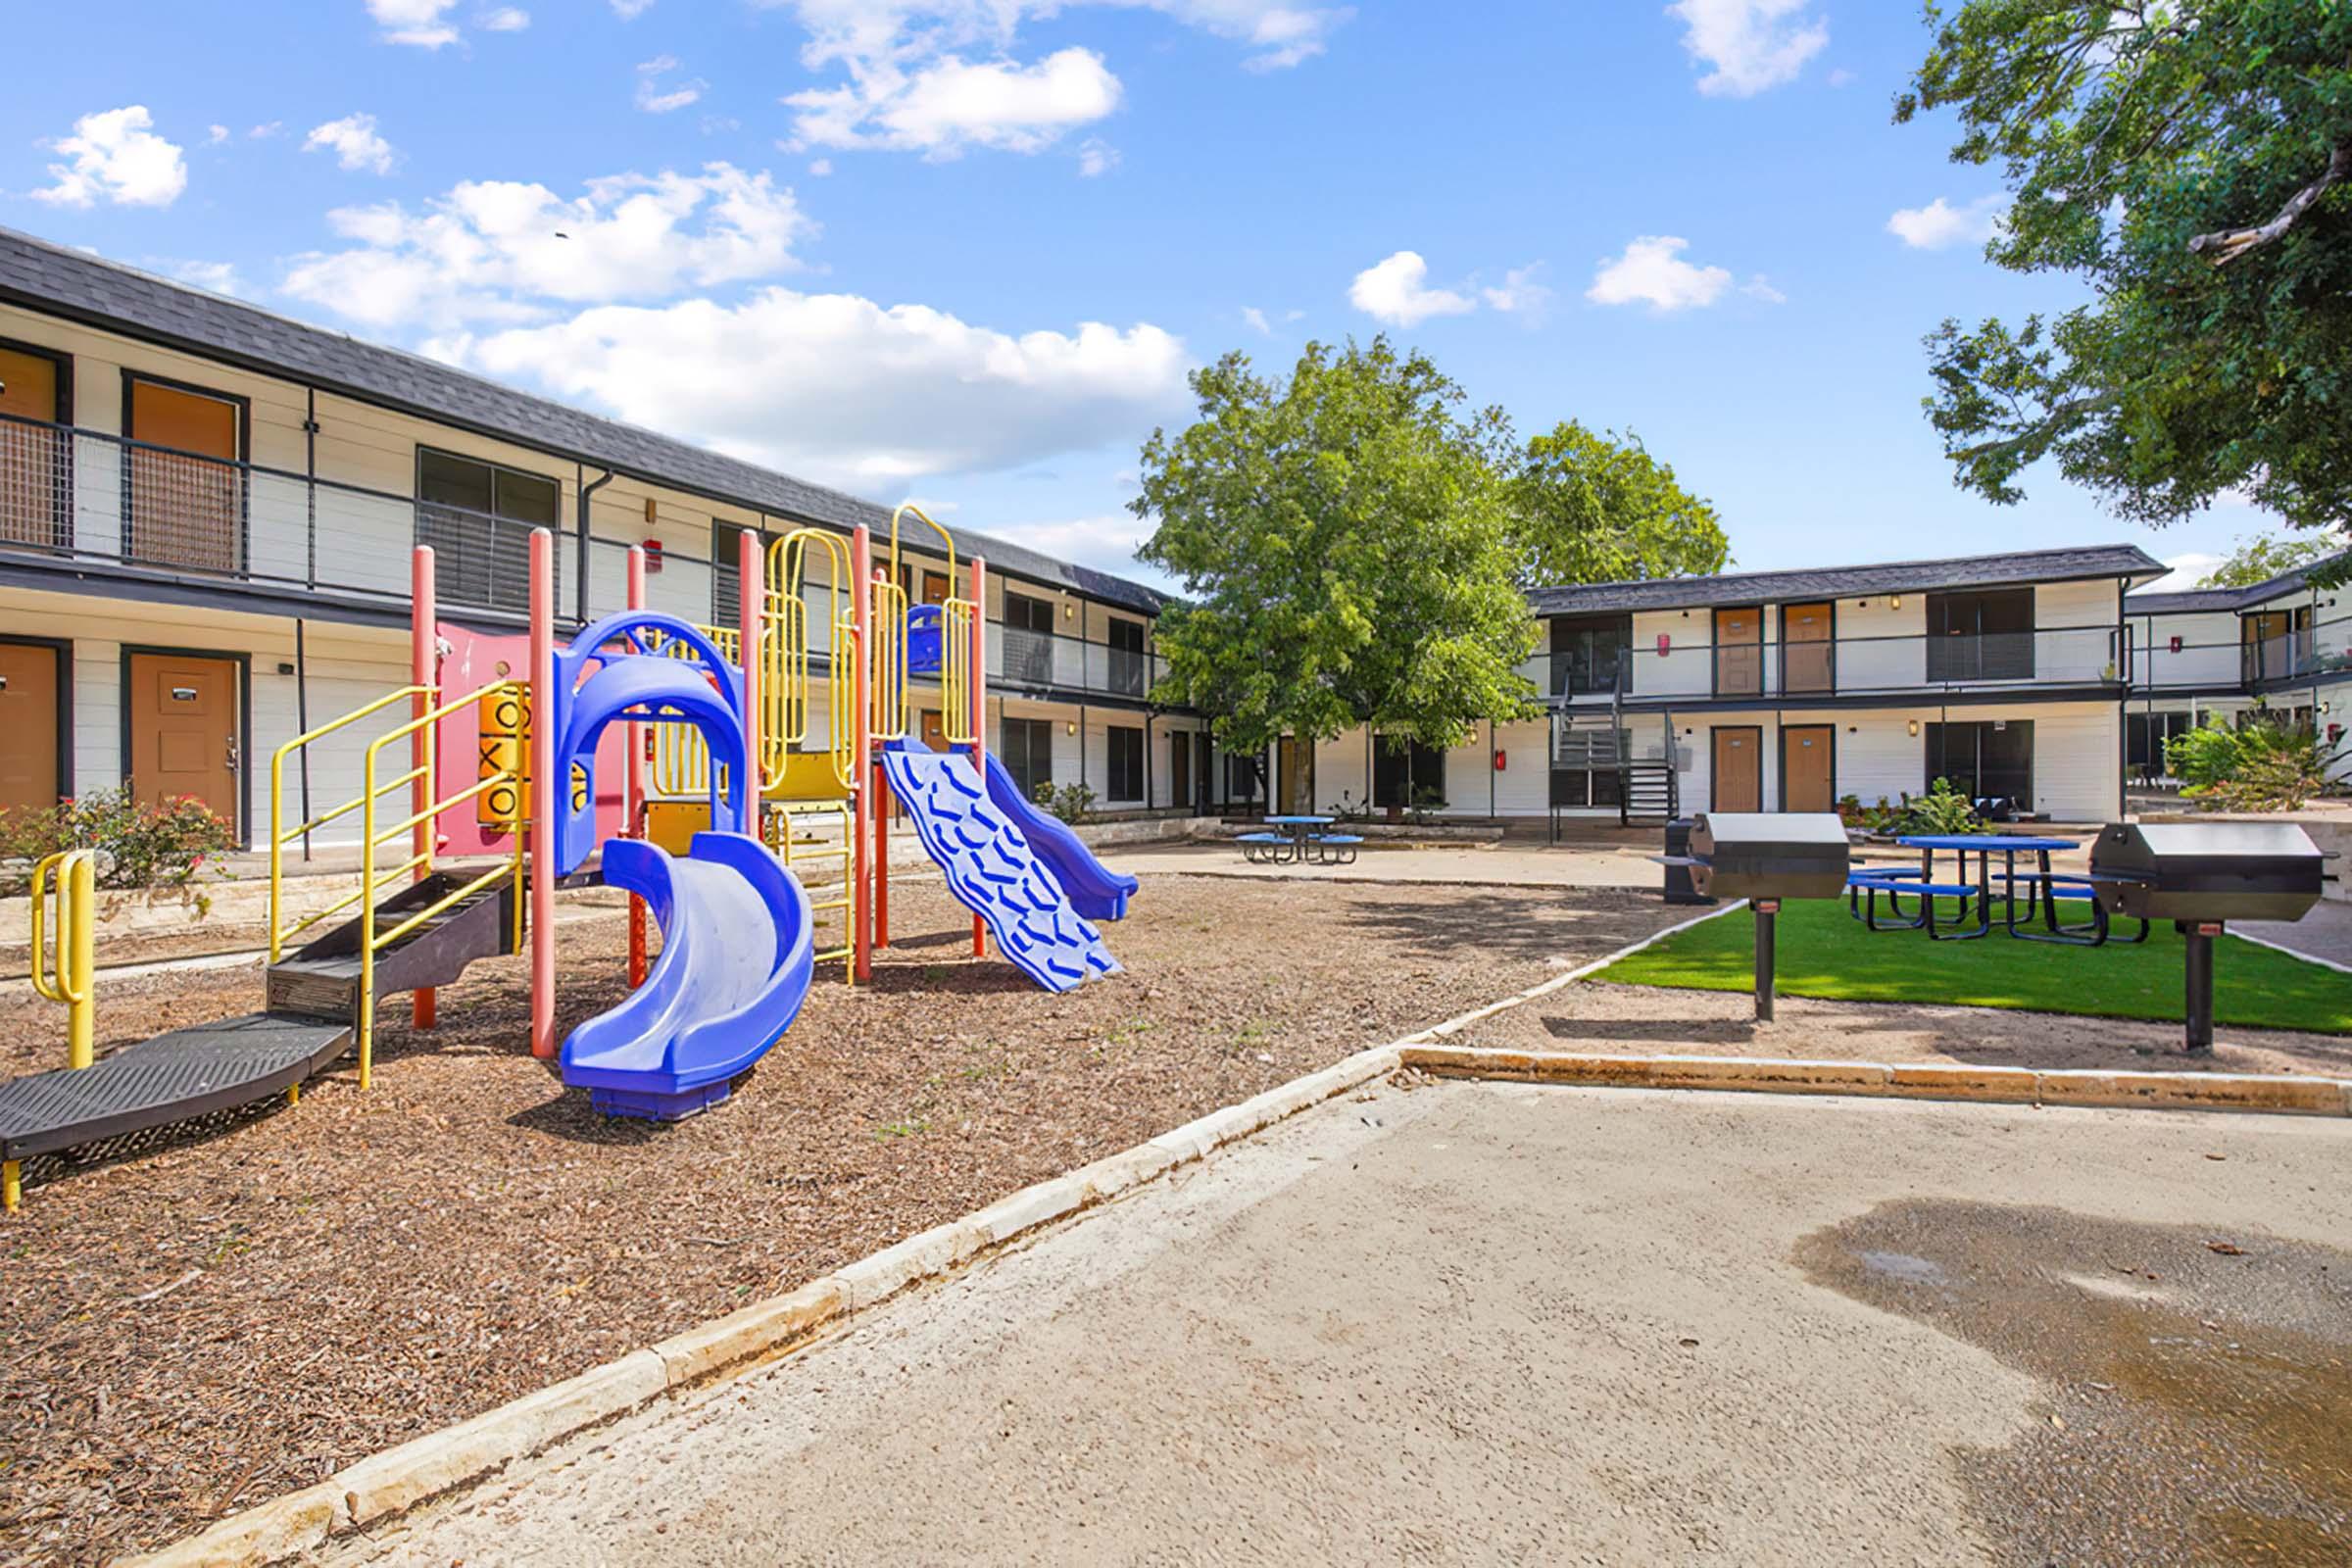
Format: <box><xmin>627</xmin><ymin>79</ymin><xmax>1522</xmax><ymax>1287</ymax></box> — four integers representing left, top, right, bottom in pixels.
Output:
<box><xmin>1535</xmin><ymin>624</ymin><xmax>2130</xmax><ymax>703</ymax></box>
<box><xmin>0</xmin><ymin>412</ymin><xmax>559</xmax><ymax>617</ymax></box>
<box><xmin>985</xmin><ymin>622</ymin><xmax>1166</xmax><ymax>702</ymax></box>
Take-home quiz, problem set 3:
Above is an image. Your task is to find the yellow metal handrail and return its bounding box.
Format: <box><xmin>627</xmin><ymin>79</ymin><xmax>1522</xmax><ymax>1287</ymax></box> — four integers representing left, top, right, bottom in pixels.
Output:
<box><xmin>270</xmin><ymin>685</ymin><xmax>433</xmax><ymax>962</ymax></box>
<box><xmin>940</xmin><ymin>596</ymin><xmax>978</xmax><ymax>746</ymax></box>
<box><xmin>768</xmin><ymin>529</ymin><xmax>859</xmax><ymax>794</ymax></box>
<box><xmin>357</xmin><ymin>681</ymin><xmax>526</xmax><ymax>1091</ymax></box>
<box><xmin>29</xmin><ymin>849</ymin><xmax>95</xmax><ymax>1071</ymax></box>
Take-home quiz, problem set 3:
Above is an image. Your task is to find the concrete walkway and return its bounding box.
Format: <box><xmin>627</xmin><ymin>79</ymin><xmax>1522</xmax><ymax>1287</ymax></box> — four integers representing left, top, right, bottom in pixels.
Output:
<box><xmin>333</xmin><ymin>1082</ymin><xmax>2352</xmax><ymax>1566</ymax></box>
<box><xmin>2239</xmin><ymin>898</ymin><xmax>2352</xmax><ymax>971</ymax></box>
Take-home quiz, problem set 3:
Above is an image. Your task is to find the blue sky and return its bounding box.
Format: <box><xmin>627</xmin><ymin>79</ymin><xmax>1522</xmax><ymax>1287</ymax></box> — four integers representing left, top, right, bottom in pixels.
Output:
<box><xmin>0</xmin><ymin>0</ymin><xmax>2262</xmax><ymax>591</ymax></box>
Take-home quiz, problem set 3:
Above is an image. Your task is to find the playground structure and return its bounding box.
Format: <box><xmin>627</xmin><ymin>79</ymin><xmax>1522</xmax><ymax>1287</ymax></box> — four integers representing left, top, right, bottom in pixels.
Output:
<box><xmin>0</xmin><ymin>508</ymin><xmax>1135</xmax><ymax>1205</ymax></box>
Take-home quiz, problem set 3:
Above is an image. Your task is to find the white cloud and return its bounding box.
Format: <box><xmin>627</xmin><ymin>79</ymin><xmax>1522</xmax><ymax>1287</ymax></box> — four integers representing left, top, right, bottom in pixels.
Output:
<box><xmin>1667</xmin><ymin>0</ymin><xmax>1828</xmax><ymax>97</ymax></box>
<box><xmin>612</xmin><ymin>0</ymin><xmax>656</xmax><ymax>15</ymax></box>
<box><xmin>2141</xmin><ymin>551</ymin><xmax>2226</xmax><ymax>594</ymax></box>
<box><xmin>1348</xmin><ymin>250</ymin><xmax>1475</xmax><ymax>327</ymax></box>
<box><xmin>1241</xmin><ymin>305</ymin><xmax>1272</xmax><ymax>335</ymax></box>
<box><xmin>304</xmin><ymin>114</ymin><xmax>399</xmax><ymax>175</ymax></box>
<box><xmin>1076</xmin><ymin>136</ymin><xmax>1119</xmax><ymax>176</ymax></box>
<box><xmin>1826</xmin><ymin>66</ymin><xmax>1855</xmax><ymax>87</ymax></box>
<box><xmin>368</xmin><ymin>0</ymin><xmax>462</xmax><ymax>47</ymax></box>
<box><xmin>207</xmin><ymin>124</ymin><xmax>231</xmax><ymax>146</ymax></box>
<box><xmin>1481</xmin><ymin>263</ymin><xmax>1553</xmax><ymax>322</ymax></box>
<box><xmin>1586</xmin><ymin>235</ymin><xmax>1734</xmax><ymax>312</ymax></box>
<box><xmin>155</xmin><ymin>260</ymin><xmax>245</xmax><ymax>297</ymax></box>
<box><xmin>31</xmin><ymin>106</ymin><xmax>187</xmax><ymax>209</ymax></box>
<box><xmin>808</xmin><ymin>157</ymin><xmax>835</xmax><ymax>175</ymax></box>
<box><xmin>636</xmin><ymin>55</ymin><xmax>709</xmax><ymax>114</ymax></box>
<box><xmin>479</xmin><ymin>6</ymin><xmax>530</xmax><ymax>28</ymax></box>
<box><xmin>446</xmin><ymin>290</ymin><xmax>1190</xmax><ymax>488</ymax></box>
<box><xmin>1740</xmin><ymin>273</ymin><xmax>1786</xmax><ymax>303</ymax></box>
<box><xmin>979</xmin><ymin>513</ymin><xmax>1154</xmax><ymax>573</ymax></box>
<box><xmin>773</xmin><ymin>2</ymin><xmax>1348</xmax><ymax>159</ymax></box>
<box><xmin>1886</xmin><ymin>193</ymin><xmax>2009</xmax><ymax>250</ymax></box>
<box><xmin>281</xmin><ymin>163</ymin><xmax>813</xmax><ymax>330</ymax></box>
<box><xmin>787</xmin><ymin>46</ymin><xmax>1122</xmax><ymax>156</ymax></box>
<box><xmin>250</xmin><ymin>122</ymin><xmax>285</xmax><ymax>140</ymax></box>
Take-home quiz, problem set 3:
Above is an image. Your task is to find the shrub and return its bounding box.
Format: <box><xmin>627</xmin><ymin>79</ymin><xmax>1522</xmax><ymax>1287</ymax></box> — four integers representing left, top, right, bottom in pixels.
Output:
<box><xmin>1902</xmin><ymin>777</ymin><xmax>1984</xmax><ymax>837</ymax></box>
<box><xmin>2169</xmin><ymin>717</ymin><xmax>2340</xmax><ymax>811</ymax></box>
<box><xmin>1838</xmin><ymin>794</ymin><xmax>1905</xmax><ymax>834</ymax></box>
<box><xmin>0</xmin><ymin>784</ymin><xmax>237</xmax><ymax>896</ymax></box>
<box><xmin>1030</xmin><ymin>780</ymin><xmax>1098</xmax><ymax>825</ymax></box>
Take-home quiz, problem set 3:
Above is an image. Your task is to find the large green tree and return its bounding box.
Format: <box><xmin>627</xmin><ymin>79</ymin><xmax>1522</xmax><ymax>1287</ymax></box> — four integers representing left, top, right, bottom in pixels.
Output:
<box><xmin>1134</xmin><ymin>339</ymin><xmax>1540</xmax><ymax>760</ymax></box>
<box><xmin>1898</xmin><ymin>2</ymin><xmax>2352</xmax><ymax>552</ymax></box>
<box><xmin>2198</xmin><ymin>529</ymin><xmax>2347</xmax><ymax>587</ymax></box>
<box><xmin>1511</xmin><ymin>421</ymin><xmax>1730</xmax><ymax>586</ymax></box>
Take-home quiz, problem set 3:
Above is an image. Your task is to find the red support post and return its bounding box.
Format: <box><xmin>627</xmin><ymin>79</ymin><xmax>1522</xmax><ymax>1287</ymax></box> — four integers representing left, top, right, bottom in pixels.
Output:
<box><xmin>625</xmin><ymin>545</ymin><xmax>648</xmax><ymax>990</ymax></box>
<box><xmin>851</xmin><ymin>526</ymin><xmax>873</xmax><ymax>982</ymax></box>
<box><xmin>411</xmin><ymin>545</ymin><xmax>437</xmax><ymax>1030</ymax></box>
<box><xmin>528</xmin><ymin>527</ymin><xmax>557</xmax><ymax>1058</ymax></box>
<box><xmin>969</xmin><ymin>555</ymin><xmax>987</xmax><ymax>957</ymax></box>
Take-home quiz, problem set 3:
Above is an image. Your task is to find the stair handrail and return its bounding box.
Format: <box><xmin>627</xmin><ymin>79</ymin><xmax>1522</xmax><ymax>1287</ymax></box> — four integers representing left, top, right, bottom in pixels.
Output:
<box><xmin>355</xmin><ymin>679</ymin><xmax>528</xmax><ymax>1091</ymax></box>
<box><xmin>270</xmin><ymin>685</ymin><xmax>434</xmax><ymax>961</ymax></box>
<box><xmin>29</xmin><ymin>848</ymin><xmax>96</xmax><ymax>1070</ymax></box>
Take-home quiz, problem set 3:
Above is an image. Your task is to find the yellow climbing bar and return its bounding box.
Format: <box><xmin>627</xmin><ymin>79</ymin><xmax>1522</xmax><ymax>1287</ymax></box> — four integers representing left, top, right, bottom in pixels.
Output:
<box><xmin>29</xmin><ymin>849</ymin><xmax>96</xmax><ymax>1071</ymax></box>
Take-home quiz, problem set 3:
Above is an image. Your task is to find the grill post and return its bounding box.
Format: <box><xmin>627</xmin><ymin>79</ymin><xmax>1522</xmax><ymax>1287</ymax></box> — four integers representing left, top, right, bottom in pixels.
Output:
<box><xmin>1753</xmin><ymin>899</ymin><xmax>1779</xmax><ymax>1022</ymax></box>
<box><xmin>2180</xmin><ymin>919</ymin><xmax>2218</xmax><ymax>1054</ymax></box>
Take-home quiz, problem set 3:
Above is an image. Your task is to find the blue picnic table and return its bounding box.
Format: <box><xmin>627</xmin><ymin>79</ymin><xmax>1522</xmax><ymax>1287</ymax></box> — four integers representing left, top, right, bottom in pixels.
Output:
<box><xmin>1239</xmin><ymin>814</ymin><xmax>1359</xmax><ymax>866</ymax></box>
<box><xmin>1850</xmin><ymin>832</ymin><xmax>2132</xmax><ymax>944</ymax></box>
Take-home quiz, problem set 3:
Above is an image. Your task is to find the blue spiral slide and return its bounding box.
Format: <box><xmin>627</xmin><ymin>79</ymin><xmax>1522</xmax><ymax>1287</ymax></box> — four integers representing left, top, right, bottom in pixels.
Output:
<box><xmin>544</xmin><ymin>612</ymin><xmax>817</xmax><ymax>1120</ymax></box>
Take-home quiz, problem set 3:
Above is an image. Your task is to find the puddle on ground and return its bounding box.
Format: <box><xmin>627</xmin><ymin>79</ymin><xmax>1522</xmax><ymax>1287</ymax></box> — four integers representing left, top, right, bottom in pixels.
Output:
<box><xmin>1797</xmin><ymin>1200</ymin><xmax>2352</xmax><ymax>1567</ymax></box>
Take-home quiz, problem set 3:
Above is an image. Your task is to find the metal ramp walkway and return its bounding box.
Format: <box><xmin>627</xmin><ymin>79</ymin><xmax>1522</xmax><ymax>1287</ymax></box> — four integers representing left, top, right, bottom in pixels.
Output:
<box><xmin>0</xmin><ymin>873</ymin><xmax>514</xmax><ymax>1179</ymax></box>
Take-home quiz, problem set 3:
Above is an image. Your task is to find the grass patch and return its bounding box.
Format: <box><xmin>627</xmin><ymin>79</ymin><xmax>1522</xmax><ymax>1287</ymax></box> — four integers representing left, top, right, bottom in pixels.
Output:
<box><xmin>1597</xmin><ymin>899</ymin><xmax>2352</xmax><ymax>1035</ymax></box>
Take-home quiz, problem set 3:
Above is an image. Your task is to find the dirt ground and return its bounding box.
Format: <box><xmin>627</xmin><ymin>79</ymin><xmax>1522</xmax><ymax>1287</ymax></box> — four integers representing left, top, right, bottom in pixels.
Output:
<box><xmin>328</xmin><ymin>1082</ymin><xmax>2352</xmax><ymax>1568</ymax></box>
<box><xmin>1454</xmin><ymin>973</ymin><xmax>2352</xmax><ymax>1079</ymax></box>
<box><xmin>0</xmin><ymin>874</ymin><xmax>1682</xmax><ymax>1566</ymax></box>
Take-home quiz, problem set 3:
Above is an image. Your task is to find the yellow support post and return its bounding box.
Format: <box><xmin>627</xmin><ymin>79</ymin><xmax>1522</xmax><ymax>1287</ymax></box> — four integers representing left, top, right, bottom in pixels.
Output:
<box><xmin>3</xmin><ymin>1159</ymin><xmax>19</xmax><ymax>1214</ymax></box>
<box><xmin>30</xmin><ymin>850</ymin><xmax>95</xmax><ymax>1070</ymax></box>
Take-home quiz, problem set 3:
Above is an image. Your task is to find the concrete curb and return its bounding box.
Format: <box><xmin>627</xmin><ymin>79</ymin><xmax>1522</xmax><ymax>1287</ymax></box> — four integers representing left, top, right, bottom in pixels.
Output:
<box><xmin>1398</xmin><ymin>1045</ymin><xmax>2352</xmax><ymax>1118</ymax></box>
<box><xmin>120</xmin><ymin>1042</ymin><xmax>1403</xmax><ymax>1567</ymax></box>
<box><xmin>1404</xmin><ymin>899</ymin><xmax>1747</xmax><ymax>1042</ymax></box>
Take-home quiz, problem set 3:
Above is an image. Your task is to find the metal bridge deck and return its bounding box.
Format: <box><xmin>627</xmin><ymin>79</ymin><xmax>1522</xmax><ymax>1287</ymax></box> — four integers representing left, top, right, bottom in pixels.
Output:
<box><xmin>0</xmin><ymin>1013</ymin><xmax>353</xmax><ymax>1161</ymax></box>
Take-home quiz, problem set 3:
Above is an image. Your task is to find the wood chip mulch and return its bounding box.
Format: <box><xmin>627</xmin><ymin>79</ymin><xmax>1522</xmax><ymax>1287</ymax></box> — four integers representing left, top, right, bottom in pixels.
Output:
<box><xmin>0</xmin><ymin>873</ymin><xmax>1682</xmax><ymax>1565</ymax></box>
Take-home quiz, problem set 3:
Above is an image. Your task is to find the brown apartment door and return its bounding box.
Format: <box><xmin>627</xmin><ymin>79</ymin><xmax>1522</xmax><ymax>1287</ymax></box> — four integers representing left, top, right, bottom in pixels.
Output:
<box><xmin>0</xmin><ymin>344</ymin><xmax>67</xmax><ymax>549</ymax></box>
<box><xmin>126</xmin><ymin>377</ymin><xmax>244</xmax><ymax>572</ymax></box>
<box><xmin>1712</xmin><ymin>726</ymin><xmax>1762</xmax><ymax>812</ymax></box>
<box><xmin>126</xmin><ymin>651</ymin><xmax>239</xmax><ymax>834</ymax></box>
<box><xmin>1782</xmin><ymin>602</ymin><xmax>1833</xmax><ymax>694</ymax></box>
<box><xmin>0</xmin><ymin>641</ymin><xmax>63</xmax><ymax>813</ymax></box>
<box><xmin>1783</xmin><ymin>725</ymin><xmax>1835</xmax><ymax>812</ymax></box>
<box><xmin>1714</xmin><ymin>608</ymin><xmax>1762</xmax><ymax>695</ymax></box>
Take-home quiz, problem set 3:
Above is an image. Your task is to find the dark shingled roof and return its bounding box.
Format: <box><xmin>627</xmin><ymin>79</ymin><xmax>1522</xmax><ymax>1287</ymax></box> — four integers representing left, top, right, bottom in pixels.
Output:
<box><xmin>1527</xmin><ymin>544</ymin><xmax>2167</xmax><ymax>615</ymax></box>
<box><xmin>0</xmin><ymin>225</ymin><xmax>1169</xmax><ymax>614</ymax></box>
<box><xmin>2126</xmin><ymin>549</ymin><xmax>2347</xmax><ymax>617</ymax></box>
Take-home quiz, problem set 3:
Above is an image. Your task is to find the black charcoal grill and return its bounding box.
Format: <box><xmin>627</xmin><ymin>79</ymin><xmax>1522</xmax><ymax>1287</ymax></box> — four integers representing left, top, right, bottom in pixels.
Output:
<box><xmin>2087</xmin><ymin>822</ymin><xmax>2326</xmax><ymax>1053</ymax></box>
<box><xmin>1657</xmin><ymin>812</ymin><xmax>1852</xmax><ymax>1020</ymax></box>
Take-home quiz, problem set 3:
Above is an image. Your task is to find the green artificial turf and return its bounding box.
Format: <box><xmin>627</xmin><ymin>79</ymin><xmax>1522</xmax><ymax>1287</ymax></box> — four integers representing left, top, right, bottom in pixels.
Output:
<box><xmin>1595</xmin><ymin>898</ymin><xmax>2352</xmax><ymax>1035</ymax></box>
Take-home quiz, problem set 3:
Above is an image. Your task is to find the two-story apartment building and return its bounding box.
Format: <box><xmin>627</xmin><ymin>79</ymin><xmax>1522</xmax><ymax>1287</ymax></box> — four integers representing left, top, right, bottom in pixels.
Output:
<box><xmin>1284</xmin><ymin>546</ymin><xmax>2168</xmax><ymax>827</ymax></box>
<box><xmin>0</xmin><ymin>227</ymin><xmax>1219</xmax><ymax>849</ymax></box>
<box><xmin>2125</xmin><ymin>551</ymin><xmax>2350</xmax><ymax>783</ymax></box>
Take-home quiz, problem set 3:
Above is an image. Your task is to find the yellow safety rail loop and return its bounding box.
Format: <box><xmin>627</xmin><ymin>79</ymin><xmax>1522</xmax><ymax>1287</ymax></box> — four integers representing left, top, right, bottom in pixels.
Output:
<box><xmin>647</xmin><ymin>622</ymin><xmax>752</xmax><ymax>800</ymax></box>
<box><xmin>355</xmin><ymin>681</ymin><xmax>527</xmax><ymax>1093</ymax></box>
<box><xmin>767</xmin><ymin>529</ymin><xmax>859</xmax><ymax>794</ymax></box>
<box><xmin>867</xmin><ymin>575</ymin><xmax>908</xmax><ymax>741</ymax></box>
<box><xmin>30</xmin><ymin>849</ymin><xmax>96</xmax><ymax>1070</ymax></box>
<box><xmin>940</xmin><ymin>596</ymin><xmax>978</xmax><ymax>746</ymax></box>
<box><xmin>270</xmin><ymin>685</ymin><xmax>435</xmax><ymax>961</ymax></box>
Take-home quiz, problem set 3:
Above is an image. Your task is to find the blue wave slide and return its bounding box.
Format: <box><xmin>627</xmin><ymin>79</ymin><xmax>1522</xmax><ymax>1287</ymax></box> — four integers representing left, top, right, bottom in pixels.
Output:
<box><xmin>561</xmin><ymin>831</ymin><xmax>815</xmax><ymax>1119</ymax></box>
<box><xmin>879</xmin><ymin>739</ymin><xmax>1125</xmax><ymax>994</ymax></box>
<box><xmin>970</xmin><ymin>748</ymin><xmax>1140</xmax><ymax>921</ymax></box>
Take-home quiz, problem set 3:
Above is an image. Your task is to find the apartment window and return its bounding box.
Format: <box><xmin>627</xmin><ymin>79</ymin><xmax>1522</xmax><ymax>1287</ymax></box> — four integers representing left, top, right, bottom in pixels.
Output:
<box><xmin>0</xmin><ymin>340</ymin><xmax>71</xmax><ymax>553</ymax></box>
<box><xmin>1000</xmin><ymin>716</ymin><xmax>1054</xmax><ymax>801</ymax></box>
<box><xmin>1926</xmin><ymin>720</ymin><xmax>2033</xmax><ymax>805</ymax></box>
<box><xmin>416</xmin><ymin>449</ymin><xmax>560</xmax><ymax>613</ymax></box>
<box><xmin>1225</xmin><ymin>751</ymin><xmax>1261</xmax><ymax>805</ymax></box>
<box><xmin>1926</xmin><ymin>589</ymin><xmax>2034</xmax><ymax>682</ymax></box>
<box><xmin>1549</xmin><ymin>614</ymin><xmax>1630</xmax><ymax>696</ymax></box>
<box><xmin>1106</xmin><ymin>725</ymin><xmax>1145</xmax><ymax>802</ymax></box>
<box><xmin>1373</xmin><ymin>735</ymin><xmax>1446</xmax><ymax>809</ymax></box>
<box><xmin>1003</xmin><ymin>591</ymin><xmax>1054</xmax><ymax>685</ymax></box>
<box><xmin>2242</xmin><ymin>608</ymin><xmax>2314</xmax><ymax>683</ymax></box>
<box><xmin>711</xmin><ymin>520</ymin><xmax>762</xmax><ymax>627</ymax></box>
<box><xmin>124</xmin><ymin>373</ymin><xmax>247</xmax><ymax>573</ymax></box>
<box><xmin>1106</xmin><ymin>617</ymin><xmax>1147</xmax><ymax>697</ymax></box>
